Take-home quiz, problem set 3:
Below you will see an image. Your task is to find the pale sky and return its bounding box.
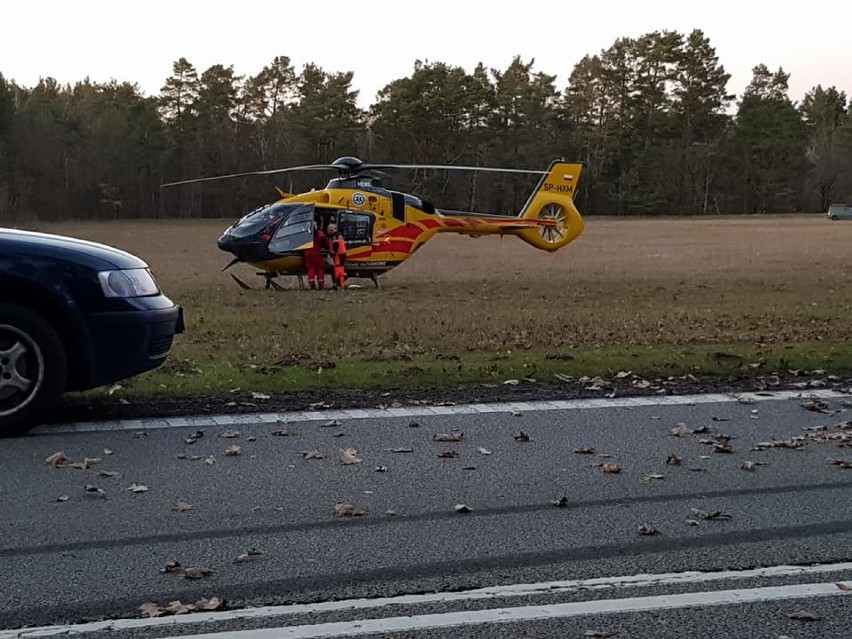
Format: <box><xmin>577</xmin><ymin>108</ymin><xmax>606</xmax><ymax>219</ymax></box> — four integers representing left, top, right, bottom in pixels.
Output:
<box><xmin>2</xmin><ymin>0</ymin><xmax>851</xmax><ymax>108</ymax></box>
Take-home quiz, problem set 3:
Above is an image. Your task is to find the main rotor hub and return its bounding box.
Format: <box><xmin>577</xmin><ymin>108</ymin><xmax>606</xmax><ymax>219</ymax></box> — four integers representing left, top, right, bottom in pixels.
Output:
<box><xmin>330</xmin><ymin>156</ymin><xmax>365</xmax><ymax>176</ymax></box>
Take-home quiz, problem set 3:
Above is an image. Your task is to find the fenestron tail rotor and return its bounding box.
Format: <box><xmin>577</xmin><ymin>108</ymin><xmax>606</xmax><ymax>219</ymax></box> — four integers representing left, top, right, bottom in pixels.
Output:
<box><xmin>537</xmin><ymin>203</ymin><xmax>568</xmax><ymax>245</ymax></box>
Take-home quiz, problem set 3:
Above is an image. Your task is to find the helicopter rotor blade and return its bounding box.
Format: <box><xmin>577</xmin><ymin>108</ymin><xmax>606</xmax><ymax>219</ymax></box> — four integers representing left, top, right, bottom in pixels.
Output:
<box><xmin>360</xmin><ymin>164</ymin><xmax>548</xmax><ymax>175</ymax></box>
<box><xmin>160</xmin><ymin>164</ymin><xmax>337</xmax><ymax>188</ymax></box>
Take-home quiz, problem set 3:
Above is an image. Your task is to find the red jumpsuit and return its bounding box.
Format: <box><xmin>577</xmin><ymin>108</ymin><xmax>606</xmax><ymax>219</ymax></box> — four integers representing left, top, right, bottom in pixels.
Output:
<box><xmin>304</xmin><ymin>230</ymin><xmax>326</xmax><ymax>290</ymax></box>
<box><xmin>326</xmin><ymin>233</ymin><xmax>347</xmax><ymax>289</ymax></box>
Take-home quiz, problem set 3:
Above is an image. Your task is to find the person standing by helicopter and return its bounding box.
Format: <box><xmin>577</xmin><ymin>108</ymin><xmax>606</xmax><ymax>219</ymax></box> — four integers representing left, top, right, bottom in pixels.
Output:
<box><xmin>324</xmin><ymin>222</ymin><xmax>347</xmax><ymax>290</ymax></box>
<box><xmin>304</xmin><ymin>223</ymin><xmax>326</xmax><ymax>290</ymax></box>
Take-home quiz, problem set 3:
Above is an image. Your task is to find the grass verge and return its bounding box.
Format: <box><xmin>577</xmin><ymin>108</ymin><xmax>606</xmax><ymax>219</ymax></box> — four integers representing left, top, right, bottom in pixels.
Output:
<box><xmin>78</xmin><ymin>340</ymin><xmax>852</xmax><ymax>400</ymax></box>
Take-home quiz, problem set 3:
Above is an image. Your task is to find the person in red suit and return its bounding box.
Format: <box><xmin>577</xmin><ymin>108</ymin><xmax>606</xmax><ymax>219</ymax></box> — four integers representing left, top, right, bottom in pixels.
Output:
<box><xmin>325</xmin><ymin>223</ymin><xmax>347</xmax><ymax>290</ymax></box>
<box><xmin>304</xmin><ymin>225</ymin><xmax>326</xmax><ymax>290</ymax></box>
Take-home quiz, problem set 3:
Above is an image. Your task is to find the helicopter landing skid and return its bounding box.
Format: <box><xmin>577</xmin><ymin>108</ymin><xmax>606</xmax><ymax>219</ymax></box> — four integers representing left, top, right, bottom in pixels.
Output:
<box><xmin>230</xmin><ymin>272</ymin><xmax>286</xmax><ymax>291</ymax></box>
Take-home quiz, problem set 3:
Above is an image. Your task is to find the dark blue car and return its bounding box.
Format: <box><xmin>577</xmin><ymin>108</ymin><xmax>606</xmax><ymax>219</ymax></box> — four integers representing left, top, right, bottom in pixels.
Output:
<box><xmin>0</xmin><ymin>229</ymin><xmax>184</xmax><ymax>435</ymax></box>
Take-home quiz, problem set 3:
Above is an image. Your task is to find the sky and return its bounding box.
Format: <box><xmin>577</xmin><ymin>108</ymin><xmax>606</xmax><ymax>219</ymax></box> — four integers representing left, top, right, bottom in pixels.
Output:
<box><xmin>2</xmin><ymin>0</ymin><xmax>851</xmax><ymax>108</ymax></box>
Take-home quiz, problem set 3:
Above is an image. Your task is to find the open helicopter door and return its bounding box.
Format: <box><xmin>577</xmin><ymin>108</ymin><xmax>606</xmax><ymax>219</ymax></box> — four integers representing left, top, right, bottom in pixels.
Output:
<box><xmin>267</xmin><ymin>204</ymin><xmax>316</xmax><ymax>254</ymax></box>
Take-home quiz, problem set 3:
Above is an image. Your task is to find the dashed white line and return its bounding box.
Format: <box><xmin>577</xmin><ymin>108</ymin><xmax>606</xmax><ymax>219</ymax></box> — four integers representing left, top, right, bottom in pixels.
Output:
<box><xmin>150</xmin><ymin>582</ymin><xmax>849</xmax><ymax>639</ymax></box>
<box><xmin>32</xmin><ymin>389</ymin><xmax>846</xmax><ymax>435</ymax></box>
<box><xmin>4</xmin><ymin>562</ymin><xmax>850</xmax><ymax>639</ymax></box>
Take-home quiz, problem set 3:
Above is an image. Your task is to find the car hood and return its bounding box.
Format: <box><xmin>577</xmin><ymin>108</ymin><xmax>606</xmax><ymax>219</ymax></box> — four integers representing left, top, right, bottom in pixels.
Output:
<box><xmin>0</xmin><ymin>228</ymin><xmax>147</xmax><ymax>270</ymax></box>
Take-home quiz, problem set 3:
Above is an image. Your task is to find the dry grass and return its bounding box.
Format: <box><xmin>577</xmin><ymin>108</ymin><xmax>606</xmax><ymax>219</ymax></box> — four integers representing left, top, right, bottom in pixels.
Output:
<box><xmin>29</xmin><ymin>215</ymin><xmax>852</xmax><ymax>390</ymax></box>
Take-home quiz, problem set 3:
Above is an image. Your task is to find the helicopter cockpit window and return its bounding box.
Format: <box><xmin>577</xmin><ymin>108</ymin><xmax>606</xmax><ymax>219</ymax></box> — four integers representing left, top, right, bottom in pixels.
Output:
<box><xmin>229</xmin><ymin>204</ymin><xmax>291</xmax><ymax>239</ymax></box>
<box><xmin>267</xmin><ymin>205</ymin><xmax>315</xmax><ymax>253</ymax></box>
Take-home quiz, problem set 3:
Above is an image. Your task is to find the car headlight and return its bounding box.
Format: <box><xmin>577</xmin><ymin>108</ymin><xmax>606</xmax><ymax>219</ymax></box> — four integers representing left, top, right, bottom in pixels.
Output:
<box><xmin>98</xmin><ymin>269</ymin><xmax>160</xmax><ymax>298</ymax></box>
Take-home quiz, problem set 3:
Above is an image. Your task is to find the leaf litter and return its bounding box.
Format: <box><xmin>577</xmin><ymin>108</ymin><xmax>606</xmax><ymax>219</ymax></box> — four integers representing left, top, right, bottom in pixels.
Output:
<box><xmin>340</xmin><ymin>448</ymin><xmax>362</xmax><ymax>465</ymax></box>
<box><xmin>433</xmin><ymin>432</ymin><xmax>463</xmax><ymax>442</ymax></box>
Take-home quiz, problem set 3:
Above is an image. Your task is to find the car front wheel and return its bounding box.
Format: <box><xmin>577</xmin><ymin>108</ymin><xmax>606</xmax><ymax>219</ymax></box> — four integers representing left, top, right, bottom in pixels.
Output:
<box><xmin>0</xmin><ymin>302</ymin><xmax>67</xmax><ymax>437</ymax></box>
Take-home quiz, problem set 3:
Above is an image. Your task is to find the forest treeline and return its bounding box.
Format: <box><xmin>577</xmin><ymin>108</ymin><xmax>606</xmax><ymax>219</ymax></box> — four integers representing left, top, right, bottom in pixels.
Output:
<box><xmin>1</xmin><ymin>29</ymin><xmax>851</xmax><ymax>221</ymax></box>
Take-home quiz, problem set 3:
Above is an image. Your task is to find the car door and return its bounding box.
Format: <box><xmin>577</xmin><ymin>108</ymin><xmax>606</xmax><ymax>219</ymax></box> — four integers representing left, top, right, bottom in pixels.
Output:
<box><xmin>267</xmin><ymin>205</ymin><xmax>316</xmax><ymax>254</ymax></box>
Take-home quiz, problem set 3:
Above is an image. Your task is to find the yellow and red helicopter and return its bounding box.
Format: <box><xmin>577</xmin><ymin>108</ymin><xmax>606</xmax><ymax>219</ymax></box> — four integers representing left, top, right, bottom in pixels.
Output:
<box><xmin>162</xmin><ymin>157</ymin><xmax>584</xmax><ymax>289</ymax></box>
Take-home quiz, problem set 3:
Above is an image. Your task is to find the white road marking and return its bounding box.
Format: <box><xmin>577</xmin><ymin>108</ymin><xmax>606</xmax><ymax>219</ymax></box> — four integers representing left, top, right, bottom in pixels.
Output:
<box><xmin>4</xmin><ymin>562</ymin><xmax>851</xmax><ymax>638</ymax></box>
<box><xmin>33</xmin><ymin>389</ymin><xmax>847</xmax><ymax>435</ymax></box>
<box><xmin>151</xmin><ymin>582</ymin><xmax>849</xmax><ymax>639</ymax></box>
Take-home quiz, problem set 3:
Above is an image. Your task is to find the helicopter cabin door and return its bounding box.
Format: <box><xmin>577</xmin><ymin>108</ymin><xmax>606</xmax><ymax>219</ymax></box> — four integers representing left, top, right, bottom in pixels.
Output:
<box><xmin>267</xmin><ymin>204</ymin><xmax>316</xmax><ymax>254</ymax></box>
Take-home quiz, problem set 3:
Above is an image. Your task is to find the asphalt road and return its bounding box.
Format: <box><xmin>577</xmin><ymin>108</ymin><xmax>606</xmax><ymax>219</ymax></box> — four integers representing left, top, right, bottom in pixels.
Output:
<box><xmin>2</xmin><ymin>391</ymin><xmax>852</xmax><ymax>637</ymax></box>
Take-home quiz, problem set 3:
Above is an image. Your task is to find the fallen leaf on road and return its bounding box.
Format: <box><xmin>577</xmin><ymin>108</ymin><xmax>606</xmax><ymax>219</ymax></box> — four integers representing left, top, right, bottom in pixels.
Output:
<box><xmin>235</xmin><ymin>547</ymin><xmax>264</xmax><ymax>562</ymax></box>
<box><xmin>70</xmin><ymin>457</ymin><xmax>101</xmax><ymax>470</ymax></box>
<box><xmin>221</xmin><ymin>429</ymin><xmax>240</xmax><ymax>439</ymax></box>
<box><xmin>574</xmin><ymin>447</ymin><xmax>596</xmax><ymax>455</ymax></box>
<box><xmin>602</xmin><ymin>463</ymin><xmax>622</xmax><ymax>474</ymax></box>
<box><xmin>712</xmin><ymin>435</ymin><xmax>734</xmax><ymax>453</ymax></box>
<box><xmin>690</xmin><ymin>508</ymin><xmax>732</xmax><ymax>521</ymax></box>
<box><xmin>801</xmin><ymin>400</ymin><xmax>831</xmax><ymax>414</ymax></box>
<box><xmin>453</xmin><ymin>504</ymin><xmax>472</xmax><ymax>513</ymax></box>
<box><xmin>374</xmin><ymin>465</ymin><xmax>388</xmax><ymax>472</ymax></box>
<box><xmin>742</xmin><ymin>461</ymin><xmax>757</xmax><ymax>471</ymax></box>
<box><xmin>711</xmin><ymin>416</ymin><xmax>731</xmax><ymax>422</ymax></box>
<box><xmin>225</xmin><ymin>445</ymin><xmax>242</xmax><ymax>457</ymax></box>
<box><xmin>583</xmin><ymin>631</ymin><xmax>613</xmax><ymax>638</ymax></box>
<box><xmin>333</xmin><ymin>502</ymin><xmax>367</xmax><ymax>517</ymax></box>
<box><xmin>299</xmin><ymin>450</ymin><xmax>324</xmax><ymax>460</ymax></box>
<box><xmin>666</xmin><ymin>454</ymin><xmax>682</xmax><ymax>466</ymax></box>
<box><xmin>83</xmin><ymin>484</ymin><xmax>106</xmax><ymax>496</ymax></box>
<box><xmin>160</xmin><ymin>560</ymin><xmax>182</xmax><ymax>574</ymax></box>
<box><xmin>185</xmin><ymin>430</ymin><xmax>204</xmax><ymax>445</ymax></box>
<box><xmin>165</xmin><ymin>600</ymin><xmax>194</xmax><ymax>615</ymax></box>
<box><xmin>438</xmin><ymin>451</ymin><xmax>459</xmax><ymax>459</ymax></box>
<box><xmin>103</xmin><ymin>448</ymin><xmax>114</xmax><ymax>456</ymax></box>
<box><xmin>511</xmin><ymin>410</ymin><xmax>523</xmax><ymax>417</ymax></box>
<box><xmin>134</xmin><ymin>431</ymin><xmax>148</xmax><ymax>439</ymax></box>
<box><xmin>836</xmin><ymin>582</ymin><xmax>851</xmax><ymax>591</ymax></box>
<box><xmin>829</xmin><ymin>459</ymin><xmax>852</xmax><ymax>469</ymax></box>
<box><xmin>183</xmin><ymin>566</ymin><xmax>214</xmax><ymax>580</ymax></box>
<box><xmin>787</xmin><ymin>610</ymin><xmax>821</xmax><ymax>621</ymax></box>
<box><xmin>204</xmin><ymin>455</ymin><xmax>216</xmax><ymax>465</ymax></box>
<box><xmin>685</xmin><ymin>519</ymin><xmax>700</xmax><ymax>526</ymax></box>
<box><xmin>271</xmin><ymin>429</ymin><xmax>292</xmax><ymax>437</ymax></box>
<box><xmin>99</xmin><ymin>470</ymin><xmax>121</xmax><ymax>479</ymax></box>
<box><xmin>195</xmin><ymin>597</ymin><xmax>227</xmax><ymax>611</ymax></box>
<box><xmin>642</xmin><ymin>474</ymin><xmax>665</xmax><ymax>482</ymax></box>
<box><xmin>45</xmin><ymin>451</ymin><xmax>68</xmax><ymax>467</ymax></box>
<box><xmin>477</xmin><ymin>447</ymin><xmax>492</xmax><ymax>455</ymax></box>
<box><xmin>56</xmin><ymin>495</ymin><xmax>69</xmax><ymax>502</ymax></box>
<box><xmin>340</xmin><ymin>448</ymin><xmax>362</xmax><ymax>465</ymax></box>
<box><xmin>172</xmin><ymin>500</ymin><xmax>193</xmax><ymax>512</ymax></box>
<box><xmin>251</xmin><ymin>392</ymin><xmax>270</xmax><ymax>400</ymax></box>
<box><xmin>138</xmin><ymin>602</ymin><xmax>163</xmax><ymax>618</ymax></box>
<box><xmin>127</xmin><ymin>483</ymin><xmax>149</xmax><ymax>493</ymax></box>
<box><xmin>433</xmin><ymin>432</ymin><xmax>463</xmax><ymax>442</ymax></box>
<box><xmin>670</xmin><ymin>424</ymin><xmax>692</xmax><ymax>437</ymax></box>
<box><xmin>513</xmin><ymin>431</ymin><xmax>531</xmax><ymax>442</ymax></box>
<box><xmin>638</xmin><ymin>525</ymin><xmax>660</xmax><ymax>536</ymax></box>
<box><xmin>551</xmin><ymin>496</ymin><xmax>569</xmax><ymax>508</ymax></box>
<box><xmin>386</xmin><ymin>447</ymin><xmax>413</xmax><ymax>453</ymax></box>
<box><xmin>321</xmin><ymin>420</ymin><xmax>342</xmax><ymax>428</ymax></box>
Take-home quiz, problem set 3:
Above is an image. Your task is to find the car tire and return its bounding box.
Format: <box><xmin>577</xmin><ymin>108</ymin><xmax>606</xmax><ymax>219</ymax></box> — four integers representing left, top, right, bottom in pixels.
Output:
<box><xmin>0</xmin><ymin>302</ymin><xmax>67</xmax><ymax>437</ymax></box>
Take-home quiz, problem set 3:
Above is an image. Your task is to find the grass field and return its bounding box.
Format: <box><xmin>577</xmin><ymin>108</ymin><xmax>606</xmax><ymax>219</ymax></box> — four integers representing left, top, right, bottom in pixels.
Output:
<box><xmin>31</xmin><ymin>215</ymin><xmax>852</xmax><ymax>395</ymax></box>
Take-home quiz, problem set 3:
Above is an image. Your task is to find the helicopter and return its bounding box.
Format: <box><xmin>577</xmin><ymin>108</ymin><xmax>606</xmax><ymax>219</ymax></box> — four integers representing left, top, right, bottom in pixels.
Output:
<box><xmin>161</xmin><ymin>156</ymin><xmax>585</xmax><ymax>290</ymax></box>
